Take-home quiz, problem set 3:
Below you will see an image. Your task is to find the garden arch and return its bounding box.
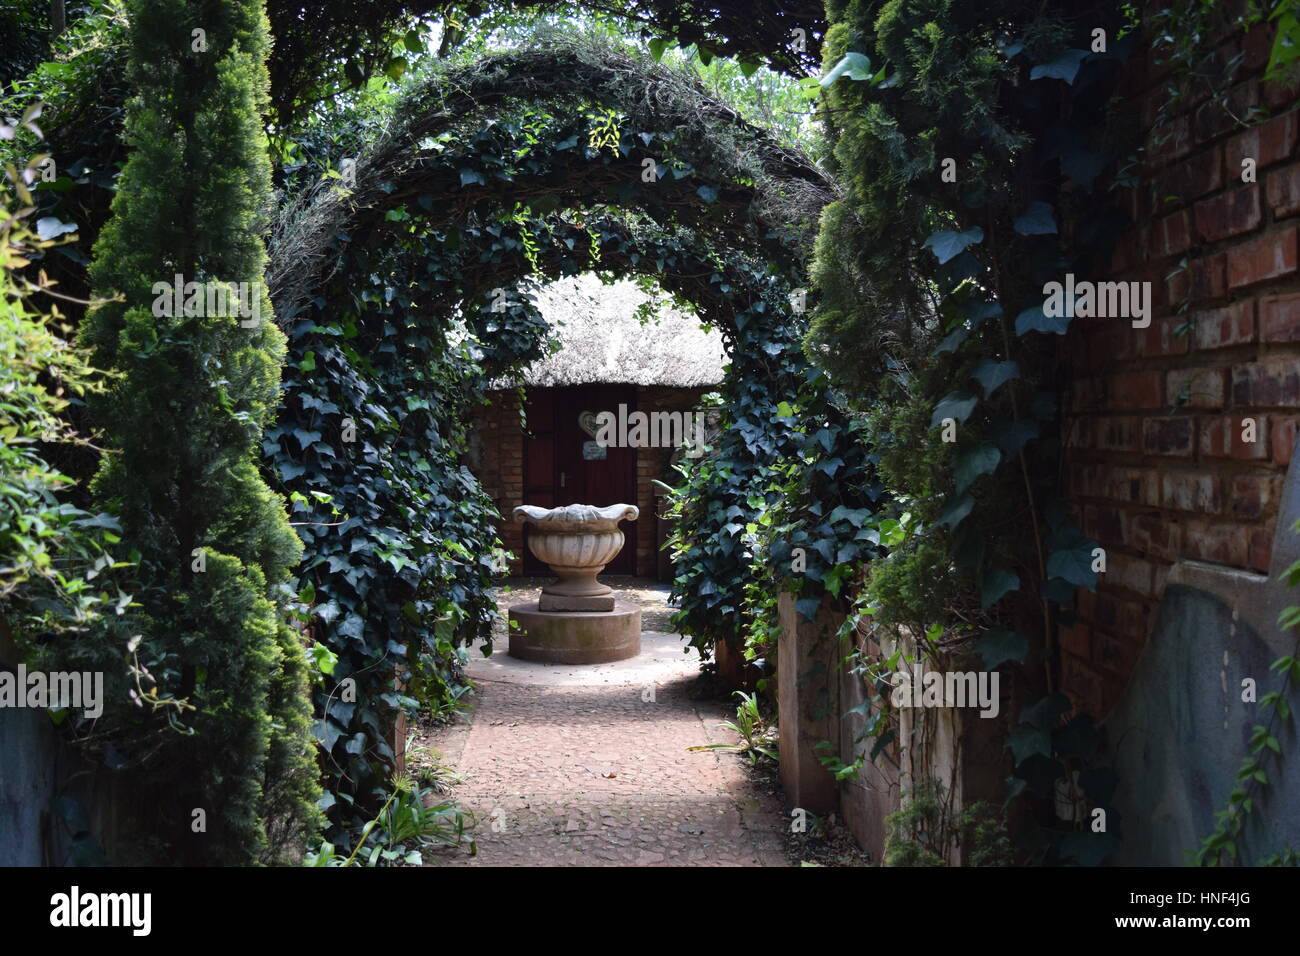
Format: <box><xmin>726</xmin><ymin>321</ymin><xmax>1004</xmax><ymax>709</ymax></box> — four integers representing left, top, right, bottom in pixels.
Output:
<box><xmin>262</xmin><ymin>40</ymin><xmax>841</xmax><ymax>842</ymax></box>
<box><xmin>268</xmin><ymin>40</ymin><xmax>835</xmax><ymax>322</ymax></box>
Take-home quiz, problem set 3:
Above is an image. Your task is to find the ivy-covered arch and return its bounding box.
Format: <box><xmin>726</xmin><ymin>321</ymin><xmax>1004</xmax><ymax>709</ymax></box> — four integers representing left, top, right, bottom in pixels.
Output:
<box><xmin>262</xmin><ymin>44</ymin><xmax>853</xmax><ymax>843</ymax></box>
<box><xmin>268</xmin><ymin>40</ymin><xmax>835</xmax><ymax>321</ymax></box>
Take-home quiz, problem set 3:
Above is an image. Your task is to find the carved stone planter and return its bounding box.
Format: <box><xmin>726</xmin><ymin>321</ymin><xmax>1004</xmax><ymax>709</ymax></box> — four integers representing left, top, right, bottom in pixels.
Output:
<box><xmin>514</xmin><ymin>503</ymin><xmax>639</xmax><ymax>611</ymax></box>
<box><xmin>508</xmin><ymin>503</ymin><xmax>642</xmax><ymax>664</ymax></box>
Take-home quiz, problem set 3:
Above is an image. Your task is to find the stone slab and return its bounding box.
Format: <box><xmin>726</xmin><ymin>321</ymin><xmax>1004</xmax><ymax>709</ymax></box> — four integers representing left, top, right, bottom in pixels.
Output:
<box><xmin>539</xmin><ymin>593</ymin><xmax>615</xmax><ymax>612</ymax></box>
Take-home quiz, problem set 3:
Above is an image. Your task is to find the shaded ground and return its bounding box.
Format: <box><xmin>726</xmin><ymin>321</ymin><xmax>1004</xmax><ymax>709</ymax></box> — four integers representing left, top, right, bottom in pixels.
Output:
<box><xmin>420</xmin><ymin>577</ymin><xmax>788</xmax><ymax>866</ymax></box>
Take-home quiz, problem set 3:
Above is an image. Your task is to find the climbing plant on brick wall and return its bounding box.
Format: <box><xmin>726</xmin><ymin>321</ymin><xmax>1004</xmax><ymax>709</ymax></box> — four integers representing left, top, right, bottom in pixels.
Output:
<box><xmin>804</xmin><ymin>0</ymin><xmax>1139</xmax><ymax>864</ymax></box>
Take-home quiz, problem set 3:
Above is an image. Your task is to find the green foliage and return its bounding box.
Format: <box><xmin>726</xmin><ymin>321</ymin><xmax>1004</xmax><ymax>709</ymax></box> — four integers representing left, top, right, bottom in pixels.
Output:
<box><xmin>661</xmin><ymin>285</ymin><xmax>809</xmax><ymax>656</ymax></box>
<box><xmin>0</xmin><ymin>2</ymin><xmax>131</xmax><ymax>316</ymax></box>
<box><xmin>304</xmin><ymin>776</ymin><xmax>473</xmax><ymax>867</ymax></box>
<box><xmin>77</xmin><ymin>0</ymin><xmax>319</xmax><ymax>864</ymax></box>
<box><xmin>262</xmin><ymin>0</ymin><xmax>826</xmax><ymax>125</ymax></box>
<box><xmin>883</xmin><ymin>778</ymin><xmax>1012</xmax><ymax>867</ymax></box>
<box><xmin>806</xmin><ymin>0</ymin><xmax>1129</xmax><ymax>863</ymax></box>
<box><xmin>268</xmin><ymin>55</ymin><xmax>825</xmax><ymax>842</ymax></box>
<box><xmin>0</xmin><ymin>129</ymin><xmax>118</xmax><ymax>627</ymax></box>
<box><xmin>688</xmin><ymin>691</ymin><xmax>778</xmax><ymax>765</ymax></box>
<box><xmin>0</xmin><ymin>105</ymin><xmax>195</xmax><ymax>764</ymax></box>
<box><xmin>1266</xmin><ymin>1</ymin><xmax>1300</xmax><ymax>81</ymax></box>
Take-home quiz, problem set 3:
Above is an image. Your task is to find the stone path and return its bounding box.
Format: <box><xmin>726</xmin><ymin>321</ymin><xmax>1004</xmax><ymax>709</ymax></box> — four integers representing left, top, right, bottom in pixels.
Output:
<box><xmin>422</xmin><ymin>579</ymin><xmax>787</xmax><ymax>866</ymax></box>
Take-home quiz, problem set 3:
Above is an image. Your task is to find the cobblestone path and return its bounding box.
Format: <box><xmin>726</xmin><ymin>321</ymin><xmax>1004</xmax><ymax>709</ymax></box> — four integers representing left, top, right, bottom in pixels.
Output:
<box><xmin>422</xmin><ymin>580</ymin><xmax>787</xmax><ymax>867</ymax></box>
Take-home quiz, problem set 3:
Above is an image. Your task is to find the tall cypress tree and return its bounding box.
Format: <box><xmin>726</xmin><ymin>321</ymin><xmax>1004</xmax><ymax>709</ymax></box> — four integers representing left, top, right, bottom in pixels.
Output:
<box><xmin>81</xmin><ymin>0</ymin><xmax>319</xmax><ymax>864</ymax></box>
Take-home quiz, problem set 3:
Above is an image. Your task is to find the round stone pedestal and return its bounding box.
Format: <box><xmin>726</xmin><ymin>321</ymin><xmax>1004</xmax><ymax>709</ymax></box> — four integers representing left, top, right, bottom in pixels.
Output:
<box><xmin>507</xmin><ymin>601</ymin><xmax>641</xmax><ymax>664</ymax></box>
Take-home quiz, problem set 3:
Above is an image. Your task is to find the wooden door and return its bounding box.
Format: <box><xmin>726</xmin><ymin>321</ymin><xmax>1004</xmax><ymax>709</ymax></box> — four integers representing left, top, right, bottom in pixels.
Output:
<box><xmin>521</xmin><ymin>386</ymin><xmax>637</xmax><ymax>576</ymax></box>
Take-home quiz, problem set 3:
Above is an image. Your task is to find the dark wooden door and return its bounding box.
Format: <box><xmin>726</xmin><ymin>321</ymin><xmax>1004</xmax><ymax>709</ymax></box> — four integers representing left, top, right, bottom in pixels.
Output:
<box><xmin>521</xmin><ymin>386</ymin><xmax>637</xmax><ymax>575</ymax></box>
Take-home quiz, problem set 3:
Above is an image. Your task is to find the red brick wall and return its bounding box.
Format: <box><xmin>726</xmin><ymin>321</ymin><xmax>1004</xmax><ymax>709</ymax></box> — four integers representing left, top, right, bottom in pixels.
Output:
<box><xmin>469</xmin><ymin>391</ymin><xmax>527</xmax><ymax>567</ymax></box>
<box><xmin>467</xmin><ymin>384</ymin><xmax>710</xmax><ymax>578</ymax></box>
<box><xmin>1062</xmin><ymin>18</ymin><xmax>1300</xmax><ymax>716</ymax></box>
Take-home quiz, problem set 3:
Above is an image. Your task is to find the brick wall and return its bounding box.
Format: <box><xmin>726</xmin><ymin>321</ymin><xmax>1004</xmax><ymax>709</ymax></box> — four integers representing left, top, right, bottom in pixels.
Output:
<box><xmin>1062</xmin><ymin>17</ymin><xmax>1300</xmax><ymax>717</ymax></box>
<box><xmin>468</xmin><ymin>390</ymin><xmax>527</xmax><ymax>567</ymax></box>
<box><xmin>468</xmin><ymin>384</ymin><xmax>710</xmax><ymax>578</ymax></box>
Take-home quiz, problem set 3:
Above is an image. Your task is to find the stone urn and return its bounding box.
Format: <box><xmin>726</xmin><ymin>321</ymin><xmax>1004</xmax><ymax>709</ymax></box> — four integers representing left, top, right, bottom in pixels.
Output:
<box><xmin>514</xmin><ymin>503</ymin><xmax>639</xmax><ymax>611</ymax></box>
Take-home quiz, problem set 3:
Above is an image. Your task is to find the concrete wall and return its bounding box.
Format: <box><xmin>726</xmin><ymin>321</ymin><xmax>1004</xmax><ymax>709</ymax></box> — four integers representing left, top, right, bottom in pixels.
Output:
<box><xmin>774</xmin><ymin>593</ymin><xmax>905</xmax><ymax>863</ymax></box>
<box><xmin>1103</xmin><ymin>439</ymin><xmax>1300</xmax><ymax>864</ymax></box>
<box><xmin>776</xmin><ymin>594</ymin><xmax>1013</xmax><ymax>863</ymax></box>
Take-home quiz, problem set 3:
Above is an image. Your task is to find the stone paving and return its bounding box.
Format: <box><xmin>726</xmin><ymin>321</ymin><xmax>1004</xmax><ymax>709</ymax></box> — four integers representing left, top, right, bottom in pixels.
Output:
<box><xmin>422</xmin><ymin>579</ymin><xmax>787</xmax><ymax>866</ymax></box>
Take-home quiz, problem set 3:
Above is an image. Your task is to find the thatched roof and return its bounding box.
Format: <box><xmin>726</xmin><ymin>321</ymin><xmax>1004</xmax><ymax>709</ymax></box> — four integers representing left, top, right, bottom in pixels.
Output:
<box><xmin>503</xmin><ymin>273</ymin><xmax>727</xmax><ymax>389</ymax></box>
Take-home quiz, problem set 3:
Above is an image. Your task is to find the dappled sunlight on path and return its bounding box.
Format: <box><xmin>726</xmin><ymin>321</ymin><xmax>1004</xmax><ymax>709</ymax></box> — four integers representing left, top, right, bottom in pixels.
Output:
<box><xmin>421</xmin><ymin>578</ymin><xmax>787</xmax><ymax>866</ymax></box>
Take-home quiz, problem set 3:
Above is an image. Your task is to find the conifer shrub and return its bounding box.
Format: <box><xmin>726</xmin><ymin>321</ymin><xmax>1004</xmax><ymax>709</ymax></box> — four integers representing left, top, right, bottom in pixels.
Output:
<box><xmin>79</xmin><ymin>0</ymin><xmax>319</xmax><ymax>864</ymax></box>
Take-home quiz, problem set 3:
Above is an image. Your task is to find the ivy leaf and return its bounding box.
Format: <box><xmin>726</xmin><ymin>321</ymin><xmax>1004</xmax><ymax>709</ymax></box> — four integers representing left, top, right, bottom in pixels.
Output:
<box><xmin>1031</xmin><ymin>391</ymin><xmax>1058</xmax><ymax>420</ymax></box>
<box><xmin>458</xmin><ymin>168</ymin><xmax>485</xmax><ymax>187</ymax></box>
<box><xmin>987</xmin><ymin>419</ymin><xmax>1039</xmax><ymax>457</ymax></box>
<box><xmin>965</xmin><ymin>299</ymin><xmax>1002</xmax><ymax>321</ymax></box>
<box><xmin>936</xmin><ymin>494</ymin><xmax>974</xmax><ymax>530</ymax></box>
<box><xmin>828</xmin><ymin>505</ymin><xmax>869</xmax><ymax>527</ymax></box>
<box><xmin>312</xmin><ymin>718</ymin><xmax>342</xmax><ymax>752</ymax></box>
<box><xmin>954</xmin><ymin>443</ymin><xmax>1001</xmax><ymax>494</ymax></box>
<box><xmin>1080</xmin><ymin>767</ymin><xmax>1119</xmax><ymax>806</ymax></box>
<box><xmin>1047</xmin><ymin>543</ymin><xmax>1100</xmax><ymax>591</ymax></box>
<box><xmin>922</xmin><ymin>227</ymin><xmax>984</xmax><ymax>265</ymax></box>
<box><xmin>1015</xmin><ymin>303</ymin><xmax>1070</xmax><ymax>336</ymax></box>
<box><xmin>697</xmin><ymin>184</ymin><xmax>719</xmax><ymax>202</ymax></box>
<box><xmin>970</xmin><ymin>359</ymin><xmax>1020</xmax><ymax>397</ymax></box>
<box><xmin>648</xmin><ymin>37</ymin><xmax>668</xmax><ymax>60</ymax></box>
<box><xmin>820</xmin><ymin>52</ymin><xmax>873</xmax><ymax>86</ymax></box>
<box><xmin>1004</xmin><ymin>775</ymin><xmax>1028</xmax><ymax>802</ymax></box>
<box><xmin>738</xmin><ymin>59</ymin><xmax>760</xmax><ymax>78</ymax></box>
<box><xmin>977</xmin><ymin>629</ymin><xmax>1029</xmax><ymax>670</ymax></box>
<box><xmin>939</xmin><ymin>250</ymin><xmax>984</xmax><ymax>283</ymax></box>
<box><xmin>981</xmin><ymin>569</ymin><xmax>1020</xmax><ymax>608</ymax></box>
<box><xmin>796</xmin><ymin>597</ymin><xmax>822</xmax><ymax>621</ymax></box>
<box><xmin>1029</xmin><ymin>49</ymin><xmax>1089</xmax><ymax>84</ymax></box>
<box><xmin>1007</xmin><ymin>725</ymin><xmax>1052</xmax><ymax>766</ymax></box>
<box><xmin>293</xmin><ymin>428</ymin><xmax>322</xmax><ymax>450</ymax></box>
<box><xmin>1061</xmin><ymin>145</ymin><xmax>1108</xmax><ymax>192</ymax></box>
<box><xmin>1057</xmin><ymin>832</ymin><xmax>1120</xmax><ymax>866</ymax></box>
<box><xmin>931</xmin><ymin>390</ymin><xmax>978</xmax><ymax>427</ymax></box>
<box><xmin>1013</xmin><ymin>201</ymin><xmax>1058</xmax><ymax>236</ymax></box>
<box><xmin>935</xmin><ymin>325</ymin><xmax>968</xmax><ymax>354</ymax></box>
<box><xmin>1022</xmin><ymin>692</ymin><xmax>1072</xmax><ymax>729</ymax></box>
